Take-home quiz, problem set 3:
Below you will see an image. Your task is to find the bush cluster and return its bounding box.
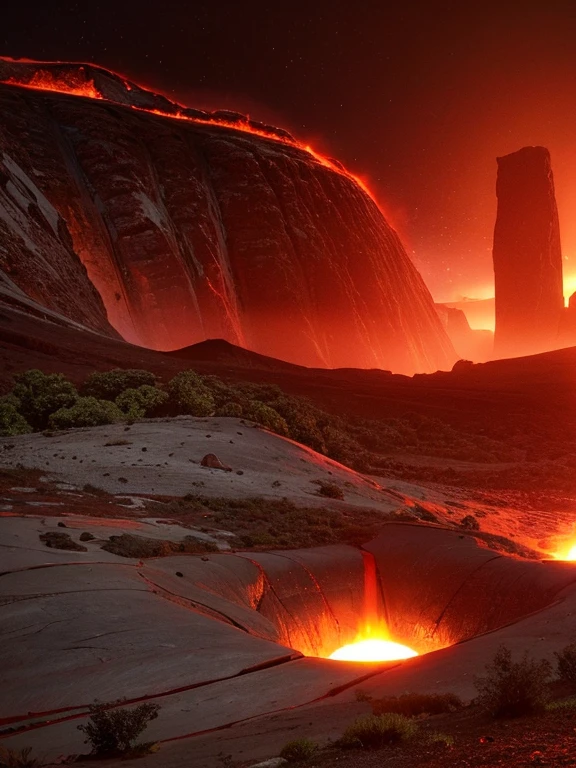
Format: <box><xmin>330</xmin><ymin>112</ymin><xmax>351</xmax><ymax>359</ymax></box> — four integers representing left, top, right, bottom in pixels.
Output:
<box><xmin>78</xmin><ymin>701</ymin><xmax>160</xmax><ymax>756</ymax></box>
<box><xmin>555</xmin><ymin>643</ymin><xmax>576</xmax><ymax>683</ymax></box>
<box><xmin>279</xmin><ymin>738</ymin><xmax>318</xmax><ymax>762</ymax></box>
<box><xmin>474</xmin><ymin>646</ymin><xmax>552</xmax><ymax>717</ymax></box>
<box><xmin>0</xmin><ymin>368</ymin><xmax>365</xmax><ymax>469</ymax></box>
<box><xmin>369</xmin><ymin>691</ymin><xmax>463</xmax><ymax>717</ymax></box>
<box><xmin>339</xmin><ymin>713</ymin><xmax>417</xmax><ymax>749</ymax></box>
<box><xmin>0</xmin><ymin>365</ymin><xmax>532</xmax><ymax>476</ymax></box>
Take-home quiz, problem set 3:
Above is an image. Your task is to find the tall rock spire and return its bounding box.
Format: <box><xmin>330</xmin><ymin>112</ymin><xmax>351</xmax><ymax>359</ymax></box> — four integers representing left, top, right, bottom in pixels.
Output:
<box><xmin>493</xmin><ymin>146</ymin><xmax>564</xmax><ymax>358</ymax></box>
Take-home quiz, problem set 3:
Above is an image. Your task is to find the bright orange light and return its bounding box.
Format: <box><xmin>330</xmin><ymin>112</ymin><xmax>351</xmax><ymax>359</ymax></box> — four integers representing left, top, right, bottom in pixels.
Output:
<box><xmin>6</xmin><ymin>69</ymin><xmax>102</xmax><ymax>100</ymax></box>
<box><xmin>553</xmin><ymin>541</ymin><xmax>576</xmax><ymax>561</ymax></box>
<box><xmin>566</xmin><ymin>545</ymin><xmax>576</xmax><ymax>560</ymax></box>
<box><xmin>330</xmin><ymin>637</ymin><xmax>418</xmax><ymax>662</ymax></box>
<box><xmin>564</xmin><ymin>274</ymin><xmax>576</xmax><ymax>304</ymax></box>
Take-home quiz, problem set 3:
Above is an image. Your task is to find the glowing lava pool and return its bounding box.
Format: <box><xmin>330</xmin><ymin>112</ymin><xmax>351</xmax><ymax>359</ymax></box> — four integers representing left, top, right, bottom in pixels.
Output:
<box><xmin>329</xmin><ymin>638</ymin><xmax>418</xmax><ymax>662</ymax></box>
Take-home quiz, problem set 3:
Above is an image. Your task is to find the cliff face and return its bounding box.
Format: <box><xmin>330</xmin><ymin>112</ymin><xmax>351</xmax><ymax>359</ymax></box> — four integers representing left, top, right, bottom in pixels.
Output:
<box><xmin>435</xmin><ymin>304</ymin><xmax>493</xmax><ymax>363</ymax></box>
<box><xmin>0</xmin><ymin>60</ymin><xmax>456</xmax><ymax>374</ymax></box>
<box><xmin>493</xmin><ymin>146</ymin><xmax>564</xmax><ymax>359</ymax></box>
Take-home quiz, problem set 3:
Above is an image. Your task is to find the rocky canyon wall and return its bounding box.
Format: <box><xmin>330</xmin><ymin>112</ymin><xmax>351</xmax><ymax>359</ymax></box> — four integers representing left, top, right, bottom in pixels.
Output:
<box><xmin>0</xmin><ymin>60</ymin><xmax>456</xmax><ymax>374</ymax></box>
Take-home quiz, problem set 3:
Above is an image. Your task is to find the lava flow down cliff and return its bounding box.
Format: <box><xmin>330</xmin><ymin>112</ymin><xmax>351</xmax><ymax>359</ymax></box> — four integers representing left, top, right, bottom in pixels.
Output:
<box><xmin>0</xmin><ymin>58</ymin><xmax>456</xmax><ymax>373</ymax></box>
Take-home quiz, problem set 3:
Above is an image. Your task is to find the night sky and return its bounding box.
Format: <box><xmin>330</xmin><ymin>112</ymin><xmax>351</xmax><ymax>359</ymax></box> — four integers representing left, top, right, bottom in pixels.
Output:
<box><xmin>4</xmin><ymin>1</ymin><xmax>576</xmax><ymax>301</ymax></box>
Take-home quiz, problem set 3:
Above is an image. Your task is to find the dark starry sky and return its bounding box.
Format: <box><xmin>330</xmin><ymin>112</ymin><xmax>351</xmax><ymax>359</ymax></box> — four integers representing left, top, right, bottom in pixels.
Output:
<box><xmin>4</xmin><ymin>0</ymin><xmax>576</xmax><ymax>300</ymax></box>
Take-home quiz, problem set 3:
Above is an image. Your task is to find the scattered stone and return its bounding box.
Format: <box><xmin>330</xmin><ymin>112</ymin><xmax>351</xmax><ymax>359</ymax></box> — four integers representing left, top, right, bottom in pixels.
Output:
<box><xmin>252</xmin><ymin>759</ymin><xmax>288</xmax><ymax>768</ymax></box>
<box><xmin>201</xmin><ymin>453</ymin><xmax>232</xmax><ymax>471</ymax></box>
<box><xmin>461</xmin><ymin>514</ymin><xmax>481</xmax><ymax>531</ymax></box>
<box><xmin>142</xmin><ymin>447</ymin><xmax>147</xmax><ymax>452</ymax></box>
<box><xmin>176</xmin><ymin>571</ymin><xmax>183</xmax><ymax>577</ymax></box>
<box><xmin>118</xmin><ymin>477</ymin><xmax>128</xmax><ymax>483</ymax></box>
<box><xmin>236</xmin><ymin>470</ymin><xmax>244</xmax><ymax>475</ymax></box>
<box><xmin>39</xmin><ymin>532</ymin><xmax>87</xmax><ymax>552</ymax></box>
<box><xmin>79</xmin><ymin>532</ymin><xmax>96</xmax><ymax>541</ymax></box>
<box><xmin>57</xmin><ymin>521</ymin><xmax>67</xmax><ymax>528</ymax></box>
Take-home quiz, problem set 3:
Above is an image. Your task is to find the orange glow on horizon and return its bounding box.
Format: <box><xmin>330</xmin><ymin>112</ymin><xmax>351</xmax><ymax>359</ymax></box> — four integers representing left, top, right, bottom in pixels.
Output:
<box><xmin>552</xmin><ymin>540</ymin><xmax>576</xmax><ymax>561</ymax></box>
<box><xmin>563</xmin><ymin>273</ymin><xmax>576</xmax><ymax>303</ymax></box>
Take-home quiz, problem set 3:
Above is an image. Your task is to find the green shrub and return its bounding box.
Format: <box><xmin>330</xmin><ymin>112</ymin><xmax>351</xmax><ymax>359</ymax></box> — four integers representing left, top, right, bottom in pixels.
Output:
<box><xmin>271</xmin><ymin>395</ymin><xmax>326</xmax><ymax>452</ymax></box>
<box><xmin>82</xmin><ymin>369</ymin><xmax>157</xmax><ymax>401</ymax></box>
<box><xmin>339</xmin><ymin>713</ymin><xmax>417</xmax><ymax>749</ymax></box>
<box><xmin>215</xmin><ymin>401</ymin><xmax>244</xmax><ymax>418</ymax></box>
<box><xmin>115</xmin><ymin>385</ymin><xmax>168</xmax><ymax>419</ymax></box>
<box><xmin>0</xmin><ymin>746</ymin><xmax>43</xmax><ymax>767</ymax></box>
<box><xmin>370</xmin><ymin>692</ymin><xmax>463</xmax><ymax>717</ymax></box>
<box><xmin>318</xmin><ymin>482</ymin><xmax>344</xmax><ymax>500</ymax></box>
<box><xmin>245</xmin><ymin>400</ymin><xmax>289</xmax><ymax>435</ymax></box>
<box><xmin>78</xmin><ymin>701</ymin><xmax>160</xmax><ymax>756</ymax></box>
<box><xmin>426</xmin><ymin>732</ymin><xmax>454</xmax><ymax>747</ymax></box>
<box><xmin>555</xmin><ymin>643</ymin><xmax>576</xmax><ymax>683</ymax></box>
<box><xmin>0</xmin><ymin>398</ymin><xmax>32</xmax><ymax>436</ymax></box>
<box><xmin>167</xmin><ymin>370</ymin><xmax>215</xmax><ymax>416</ymax></box>
<box><xmin>12</xmin><ymin>369</ymin><xmax>78</xmax><ymax>430</ymax></box>
<box><xmin>49</xmin><ymin>397</ymin><xmax>124</xmax><ymax>429</ymax></box>
<box><xmin>546</xmin><ymin>696</ymin><xmax>576</xmax><ymax>711</ymax></box>
<box><xmin>201</xmin><ymin>376</ymin><xmax>236</xmax><ymax>408</ymax></box>
<box><xmin>474</xmin><ymin>646</ymin><xmax>552</xmax><ymax>718</ymax></box>
<box><xmin>279</xmin><ymin>738</ymin><xmax>318</xmax><ymax>762</ymax></box>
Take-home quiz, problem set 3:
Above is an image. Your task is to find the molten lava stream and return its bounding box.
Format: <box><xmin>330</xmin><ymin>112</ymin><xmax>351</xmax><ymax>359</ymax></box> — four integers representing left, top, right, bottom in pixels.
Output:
<box><xmin>329</xmin><ymin>551</ymin><xmax>418</xmax><ymax>663</ymax></box>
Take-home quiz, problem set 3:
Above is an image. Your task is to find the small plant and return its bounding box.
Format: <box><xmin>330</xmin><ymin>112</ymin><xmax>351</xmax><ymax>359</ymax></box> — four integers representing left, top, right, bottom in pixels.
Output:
<box><xmin>279</xmin><ymin>737</ymin><xmax>318</xmax><ymax>762</ymax></box>
<box><xmin>546</xmin><ymin>696</ymin><xmax>576</xmax><ymax>711</ymax></box>
<box><xmin>425</xmin><ymin>732</ymin><xmax>454</xmax><ymax>747</ymax></box>
<box><xmin>82</xmin><ymin>369</ymin><xmax>158</xmax><ymax>400</ymax></box>
<box><xmin>12</xmin><ymin>369</ymin><xmax>78</xmax><ymax>430</ymax></box>
<box><xmin>355</xmin><ymin>689</ymin><xmax>372</xmax><ymax>702</ymax></box>
<box><xmin>339</xmin><ymin>713</ymin><xmax>417</xmax><ymax>749</ymax></box>
<box><xmin>0</xmin><ymin>746</ymin><xmax>43</xmax><ymax>767</ymax></box>
<box><xmin>215</xmin><ymin>402</ymin><xmax>243</xmax><ymax>418</ymax></box>
<box><xmin>167</xmin><ymin>370</ymin><xmax>215</xmax><ymax>416</ymax></box>
<box><xmin>555</xmin><ymin>642</ymin><xmax>576</xmax><ymax>683</ymax></box>
<box><xmin>245</xmin><ymin>400</ymin><xmax>289</xmax><ymax>436</ymax></box>
<box><xmin>116</xmin><ymin>386</ymin><xmax>168</xmax><ymax>419</ymax></box>
<box><xmin>317</xmin><ymin>482</ymin><xmax>344</xmax><ymax>500</ymax></box>
<box><xmin>49</xmin><ymin>397</ymin><xmax>124</xmax><ymax>429</ymax></box>
<box><xmin>78</xmin><ymin>701</ymin><xmax>160</xmax><ymax>756</ymax></box>
<box><xmin>474</xmin><ymin>645</ymin><xmax>552</xmax><ymax>718</ymax></box>
<box><xmin>0</xmin><ymin>397</ymin><xmax>32</xmax><ymax>437</ymax></box>
<box><xmin>370</xmin><ymin>692</ymin><xmax>463</xmax><ymax>717</ymax></box>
